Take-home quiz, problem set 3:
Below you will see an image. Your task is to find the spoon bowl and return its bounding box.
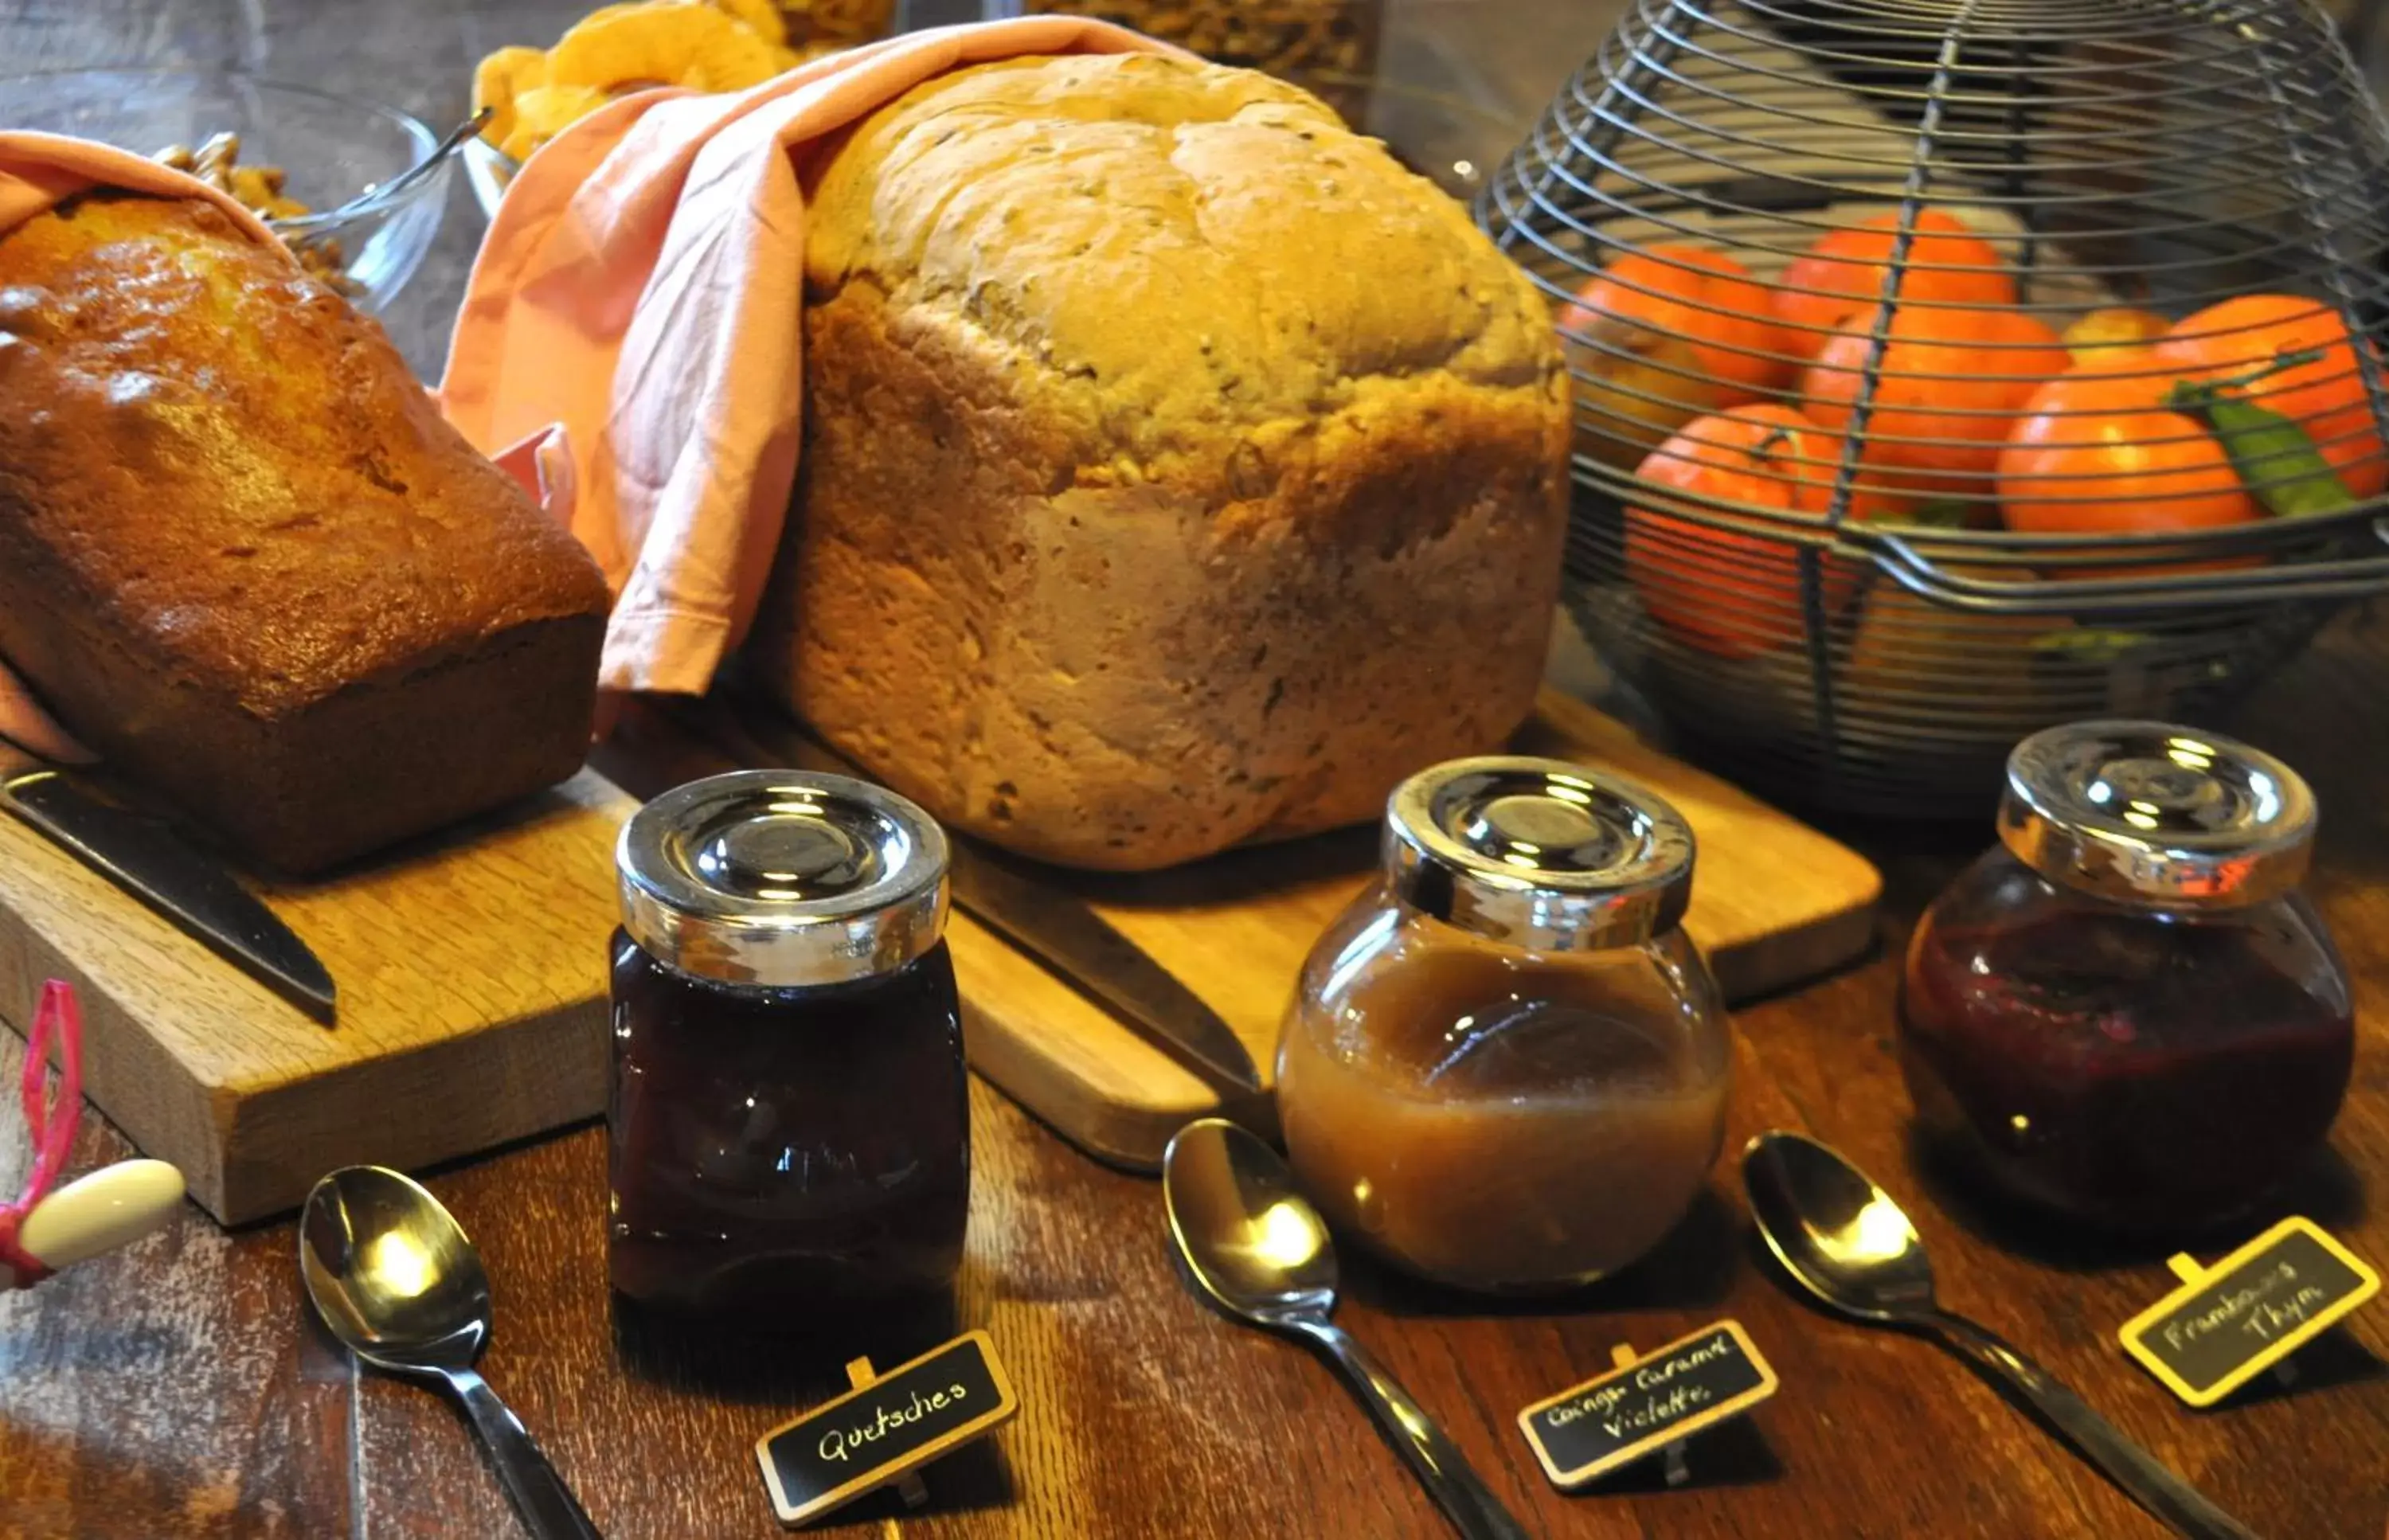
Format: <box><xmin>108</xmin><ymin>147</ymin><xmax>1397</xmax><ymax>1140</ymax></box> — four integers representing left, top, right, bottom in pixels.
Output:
<box><xmin>1742</xmin><ymin>1129</ymin><xmax>1937</xmax><ymax>1323</ymax></box>
<box><xmin>1162</xmin><ymin>1116</ymin><xmax>1338</xmax><ymax>1323</ymax></box>
<box><xmin>301</xmin><ymin>1165</ymin><xmax>490</xmax><ymax>1372</ymax></box>
<box><xmin>298</xmin><ymin>1167</ymin><xmax>600</xmax><ymax>1540</ymax></box>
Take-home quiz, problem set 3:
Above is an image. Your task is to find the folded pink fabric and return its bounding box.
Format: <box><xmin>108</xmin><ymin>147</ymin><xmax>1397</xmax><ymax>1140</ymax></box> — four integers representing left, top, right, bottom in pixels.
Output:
<box><xmin>0</xmin><ymin>134</ymin><xmax>287</xmax><ymax>761</ymax></box>
<box><xmin>441</xmin><ymin>18</ymin><xmax>1186</xmax><ymax>698</ymax></box>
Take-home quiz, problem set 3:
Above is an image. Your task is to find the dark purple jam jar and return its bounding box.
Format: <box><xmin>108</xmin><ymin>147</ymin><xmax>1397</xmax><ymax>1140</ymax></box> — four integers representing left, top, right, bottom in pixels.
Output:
<box><xmin>608</xmin><ymin>771</ymin><xmax>968</xmax><ymax>1318</ymax></box>
<box><xmin>1899</xmin><ymin>721</ymin><xmax>2352</xmax><ymax>1234</ymax></box>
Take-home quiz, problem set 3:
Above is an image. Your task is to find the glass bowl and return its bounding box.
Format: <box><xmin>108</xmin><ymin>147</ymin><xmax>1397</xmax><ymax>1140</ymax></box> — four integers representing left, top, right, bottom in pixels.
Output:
<box><xmin>463</xmin><ymin>136</ymin><xmax>518</xmax><ymax>224</ymax></box>
<box><xmin>0</xmin><ymin>68</ymin><xmax>446</xmax><ymax>313</ymax></box>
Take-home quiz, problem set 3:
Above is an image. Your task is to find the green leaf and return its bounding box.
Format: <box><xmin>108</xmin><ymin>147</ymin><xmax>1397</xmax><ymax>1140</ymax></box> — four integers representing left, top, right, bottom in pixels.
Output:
<box><xmin>2031</xmin><ymin>629</ymin><xmax>2159</xmax><ymax>663</ymax></box>
<box><xmin>2164</xmin><ymin>379</ymin><xmax>2356</xmax><ymax>519</ymax></box>
<box><xmin>1901</xmin><ymin>498</ymin><xmax>1974</xmax><ymax>529</ymax></box>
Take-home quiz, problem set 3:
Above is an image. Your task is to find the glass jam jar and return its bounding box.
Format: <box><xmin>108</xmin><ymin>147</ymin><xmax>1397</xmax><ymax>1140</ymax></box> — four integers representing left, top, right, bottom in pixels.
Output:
<box><xmin>608</xmin><ymin>771</ymin><xmax>969</xmax><ymax>1317</ymax></box>
<box><xmin>1277</xmin><ymin>757</ymin><xmax>1732</xmax><ymax>1293</ymax></box>
<box><xmin>1901</xmin><ymin>721</ymin><xmax>2354</xmax><ymax>1233</ymax></box>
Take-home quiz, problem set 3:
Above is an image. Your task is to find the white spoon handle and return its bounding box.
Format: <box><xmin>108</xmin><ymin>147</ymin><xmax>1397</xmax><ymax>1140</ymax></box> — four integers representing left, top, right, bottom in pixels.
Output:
<box><xmin>4</xmin><ymin>1159</ymin><xmax>183</xmax><ymax>1285</ymax></box>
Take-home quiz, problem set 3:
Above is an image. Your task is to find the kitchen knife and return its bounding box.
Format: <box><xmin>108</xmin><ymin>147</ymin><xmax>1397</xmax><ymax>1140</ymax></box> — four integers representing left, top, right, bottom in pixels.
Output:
<box><xmin>676</xmin><ymin>699</ymin><xmax>1265</xmax><ymax>1099</ymax></box>
<box><xmin>0</xmin><ymin>760</ymin><xmax>337</xmax><ymax>1022</ymax></box>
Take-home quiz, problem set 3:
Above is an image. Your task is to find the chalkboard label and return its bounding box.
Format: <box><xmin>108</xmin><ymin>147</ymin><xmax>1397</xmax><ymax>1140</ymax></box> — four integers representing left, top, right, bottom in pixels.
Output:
<box><xmin>755</xmin><ymin>1331</ymin><xmax>1019</xmax><ymax>1526</ymax></box>
<box><xmin>1515</xmin><ymin>1319</ymin><xmax>1778</xmax><ymax>1488</ymax></box>
<box><xmin>2120</xmin><ymin>1217</ymin><xmax>2379</xmax><ymax>1408</ymax></box>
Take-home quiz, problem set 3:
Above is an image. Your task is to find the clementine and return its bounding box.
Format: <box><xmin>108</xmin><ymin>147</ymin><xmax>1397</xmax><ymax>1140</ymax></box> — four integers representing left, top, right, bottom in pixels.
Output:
<box><xmin>1773</xmin><ymin>209</ymin><xmax>2018</xmax><ymax>363</ymax></box>
<box><xmin>1803</xmin><ymin>303</ymin><xmax>2071</xmax><ymax>503</ymax></box>
<box><xmin>1997</xmin><ymin>359</ymin><xmax>2259</xmax><ymax>537</ymax></box>
<box><xmin>1562</xmin><ymin>244</ymin><xmax>1796</xmax><ymax>467</ymax></box>
<box><xmin>2060</xmin><ymin>307</ymin><xmax>2171</xmax><ymax>367</ymax></box>
<box><xmin>1625</xmin><ymin>403</ymin><xmax>1881</xmax><ymax>659</ymax></box>
<box><xmin>2156</xmin><ymin>295</ymin><xmax>2389</xmax><ymax>499</ymax></box>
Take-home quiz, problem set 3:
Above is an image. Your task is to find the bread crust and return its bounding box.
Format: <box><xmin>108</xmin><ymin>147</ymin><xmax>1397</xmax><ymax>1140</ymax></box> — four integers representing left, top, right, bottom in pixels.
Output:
<box><xmin>753</xmin><ymin>53</ymin><xmax>1569</xmax><ymax>869</ymax></box>
<box><xmin>0</xmin><ymin>194</ymin><xmax>611</xmax><ymax>873</ymax></box>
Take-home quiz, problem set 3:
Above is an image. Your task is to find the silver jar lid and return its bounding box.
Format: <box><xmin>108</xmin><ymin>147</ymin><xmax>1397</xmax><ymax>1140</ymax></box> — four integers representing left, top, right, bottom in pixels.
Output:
<box><xmin>1385</xmin><ymin>756</ymin><xmax>1696</xmax><ymax>950</ymax></box>
<box><xmin>1998</xmin><ymin>721</ymin><xmax>2316</xmax><ymax>908</ymax></box>
<box><xmin>616</xmin><ymin>771</ymin><xmax>950</xmax><ymax>987</ymax></box>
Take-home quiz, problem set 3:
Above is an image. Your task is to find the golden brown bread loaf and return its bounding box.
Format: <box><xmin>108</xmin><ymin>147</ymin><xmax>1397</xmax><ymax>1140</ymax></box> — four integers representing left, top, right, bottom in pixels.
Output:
<box><xmin>0</xmin><ymin>195</ymin><xmax>612</xmax><ymax>874</ymax></box>
<box><xmin>752</xmin><ymin>53</ymin><xmax>1570</xmax><ymax>870</ymax></box>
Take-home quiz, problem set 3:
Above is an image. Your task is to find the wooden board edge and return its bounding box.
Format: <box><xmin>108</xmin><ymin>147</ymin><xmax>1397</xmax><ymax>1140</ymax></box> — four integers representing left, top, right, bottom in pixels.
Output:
<box><xmin>960</xmin><ymin>999</ymin><xmax>1205</xmax><ymax>1174</ymax></box>
<box><xmin>209</xmin><ymin>995</ymin><xmax>610</xmax><ymax>1225</ymax></box>
<box><xmin>1706</xmin><ymin>896</ymin><xmax>1882</xmax><ymax>1005</ymax></box>
<box><xmin>0</xmin><ymin>927</ymin><xmax>233</xmax><ymax>1217</ymax></box>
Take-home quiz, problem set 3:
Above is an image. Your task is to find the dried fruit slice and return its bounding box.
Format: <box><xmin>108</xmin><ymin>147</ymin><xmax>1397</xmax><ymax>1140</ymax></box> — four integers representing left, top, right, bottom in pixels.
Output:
<box><xmin>549</xmin><ymin>2</ymin><xmax>786</xmax><ymax>96</ymax></box>
<box><xmin>706</xmin><ymin>0</ymin><xmax>788</xmax><ymax>47</ymax></box>
<box><xmin>473</xmin><ymin>45</ymin><xmax>549</xmax><ymax>150</ymax></box>
<box><xmin>500</xmin><ymin>82</ymin><xmax>613</xmax><ymax>162</ymax></box>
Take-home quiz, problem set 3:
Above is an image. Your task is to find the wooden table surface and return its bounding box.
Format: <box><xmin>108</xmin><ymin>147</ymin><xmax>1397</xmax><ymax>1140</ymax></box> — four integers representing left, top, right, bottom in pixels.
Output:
<box><xmin>5</xmin><ymin>2</ymin><xmax>2389</xmax><ymax>1537</ymax></box>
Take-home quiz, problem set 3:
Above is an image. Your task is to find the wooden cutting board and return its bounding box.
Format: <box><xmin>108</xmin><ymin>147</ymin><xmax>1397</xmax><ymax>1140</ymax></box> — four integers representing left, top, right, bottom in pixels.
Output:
<box><xmin>0</xmin><ymin>771</ymin><xmax>635</xmax><ymax>1225</ymax></box>
<box><xmin>948</xmin><ymin>690</ymin><xmax>1883</xmax><ymax>1170</ymax></box>
<box><xmin>0</xmin><ymin>690</ymin><xmax>1879</xmax><ymax>1221</ymax></box>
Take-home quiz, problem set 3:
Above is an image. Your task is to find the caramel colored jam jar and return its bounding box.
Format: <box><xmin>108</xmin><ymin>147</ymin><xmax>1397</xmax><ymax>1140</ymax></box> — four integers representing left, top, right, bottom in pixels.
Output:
<box><xmin>1277</xmin><ymin>757</ymin><xmax>1730</xmax><ymax>1293</ymax></box>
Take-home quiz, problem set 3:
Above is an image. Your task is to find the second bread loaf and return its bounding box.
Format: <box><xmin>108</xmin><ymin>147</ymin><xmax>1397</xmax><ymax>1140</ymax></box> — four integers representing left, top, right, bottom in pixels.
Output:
<box><xmin>752</xmin><ymin>53</ymin><xmax>1570</xmax><ymax>871</ymax></box>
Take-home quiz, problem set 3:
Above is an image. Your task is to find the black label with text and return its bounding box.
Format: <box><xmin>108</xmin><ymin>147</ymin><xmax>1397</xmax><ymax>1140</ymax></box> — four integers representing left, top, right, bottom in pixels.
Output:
<box><xmin>757</xmin><ymin>1331</ymin><xmax>1016</xmax><ymax>1525</ymax></box>
<box><xmin>1517</xmin><ymin>1320</ymin><xmax>1778</xmax><ymax>1487</ymax></box>
<box><xmin>2126</xmin><ymin>1226</ymin><xmax>2373</xmax><ymax>1401</ymax></box>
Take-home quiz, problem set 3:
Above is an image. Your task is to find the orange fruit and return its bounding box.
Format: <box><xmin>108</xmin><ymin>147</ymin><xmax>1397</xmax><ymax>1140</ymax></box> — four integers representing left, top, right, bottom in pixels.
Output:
<box><xmin>1625</xmin><ymin>403</ymin><xmax>1880</xmax><ymax>659</ymax></box>
<box><xmin>2060</xmin><ymin>307</ymin><xmax>2170</xmax><ymax>367</ymax></box>
<box><xmin>2156</xmin><ymin>295</ymin><xmax>2388</xmax><ymax>499</ymax></box>
<box><xmin>1803</xmin><ymin>303</ymin><xmax>2071</xmax><ymax>502</ymax></box>
<box><xmin>1562</xmin><ymin>245</ymin><xmax>1796</xmax><ymax>467</ymax></box>
<box><xmin>1773</xmin><ymin>210</ymin><xmax>2018</xmax><ymax>363</ymax></box>
<box><xmin>1997</xmin><ymin>360</ymin><xmax>2258</xmax><ymax>536</ymax></box>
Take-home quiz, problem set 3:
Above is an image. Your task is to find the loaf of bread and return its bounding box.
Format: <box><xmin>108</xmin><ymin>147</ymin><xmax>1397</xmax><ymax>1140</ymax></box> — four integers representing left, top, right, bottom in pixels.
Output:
<box><xmin>752</xmin><ymin>53</ymin><xmax>1570</xmax><ymax>871</ymax></box>
<box><xmin>0</xmin><ymin>195</ymin><xmax>612</xmax><ymax>874</ymax></box>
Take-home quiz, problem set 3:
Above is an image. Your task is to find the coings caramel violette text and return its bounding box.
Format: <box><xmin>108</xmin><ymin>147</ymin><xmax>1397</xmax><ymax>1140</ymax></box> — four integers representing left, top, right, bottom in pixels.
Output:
<box><xmin>818</xmin><ymin>1382</ymin><xmax>972</xmax><ymax>1464</ymax></box>
<box><xmin>1542</xmin><ymin>1330</ymin><xmax>1737</xmax><ymax>1439</ymax></box>
<box><xmin>2162</xmin><ymin>1258</ymin><xmax>2334</xmax><ymax>1353</ymax></box>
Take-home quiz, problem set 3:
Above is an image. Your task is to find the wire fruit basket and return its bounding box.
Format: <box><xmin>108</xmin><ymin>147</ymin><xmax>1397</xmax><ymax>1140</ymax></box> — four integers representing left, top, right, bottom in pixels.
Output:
<box><xmin>1478</xmin><ymin>0</ymin><xmax>2389</xmax><ymax>816</ymax></box>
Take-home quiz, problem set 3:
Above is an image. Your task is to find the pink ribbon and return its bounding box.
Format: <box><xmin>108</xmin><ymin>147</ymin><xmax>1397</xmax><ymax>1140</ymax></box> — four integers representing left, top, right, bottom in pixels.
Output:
<box><xmin>0</xmin><ymin>980</ymin><xmax>84</xmax><ymax>1287</ymax></box>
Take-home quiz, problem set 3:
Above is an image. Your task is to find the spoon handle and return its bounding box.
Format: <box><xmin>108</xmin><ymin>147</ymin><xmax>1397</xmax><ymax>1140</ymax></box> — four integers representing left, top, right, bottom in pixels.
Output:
<box><xmin>1291</xmin><ymin>1318</ymin><xmax>1532</xmax><ymax>1540</ymax></box>
<box><xmin>442</xmin><ymin>1367</ymin><xmax>604</xmax><ymax>1540</ymax></box>
<box><xmin>1929</xmin><ymin>1311</ymin><xmax>2260</xmax><ymax>1540</ymax></box>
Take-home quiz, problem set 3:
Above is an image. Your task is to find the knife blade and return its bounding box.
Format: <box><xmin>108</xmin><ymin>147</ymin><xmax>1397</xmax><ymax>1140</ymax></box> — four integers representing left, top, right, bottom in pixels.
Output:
<box><xmin>674</xmin><ymin>698</ymin><xmax>1264</xmax><ymax>1098</ymax></box>
<box><xmin>0</xmin><ymin>765</ymin><xmax>337</xmax><ymax>1022</ymax></box>
<box><xmin>936</xmin><ymin>838</ymin><xmax>1265</xmax><ymax>1096</ymax></box>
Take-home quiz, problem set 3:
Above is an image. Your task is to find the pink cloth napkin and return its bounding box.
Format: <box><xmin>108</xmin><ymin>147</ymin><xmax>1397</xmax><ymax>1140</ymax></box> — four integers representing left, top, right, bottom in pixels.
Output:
<box><xmin>0</xmin><ymin>134</ymin><xmax>288</xmax><ymax>761</ymax></box>
<box><xmin>440</xmin><ymin>18</ymin><xmax>1185</xmax><ymax>698</ymax></box>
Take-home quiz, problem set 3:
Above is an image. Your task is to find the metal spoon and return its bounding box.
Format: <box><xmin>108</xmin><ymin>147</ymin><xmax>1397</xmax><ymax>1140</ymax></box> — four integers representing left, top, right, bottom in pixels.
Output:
<box><xmin>272</xmin><ymin>107</ymin><xmax>492</xmax><ymax>233</ymax></box>
<box><xmin>1742</xmin><ymin>1131</ymin><xmax>2260</xmax><ymax>1540</ymax></box>
<box><xmin>1163</xmin><ymin>1119</ymin><xmax>1531</xmax><ymax>1540</ymax></box>
<box><xmin>299</xmin><ymin>1167</ymin><xmax>601</xmax><ymax>1540</ymax></box>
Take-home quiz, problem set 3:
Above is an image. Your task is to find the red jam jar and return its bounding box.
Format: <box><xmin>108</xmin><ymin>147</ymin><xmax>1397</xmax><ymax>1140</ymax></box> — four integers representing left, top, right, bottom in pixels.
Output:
<box><xmin>608</xmin><ymin>771</ymin><xmax>968</xmax><ymax>1317</ymax></box>
<box><xmin>1900</xmin><ymin>721</ymin><xmax>2353</xmax><ymax>1233</ymax></box>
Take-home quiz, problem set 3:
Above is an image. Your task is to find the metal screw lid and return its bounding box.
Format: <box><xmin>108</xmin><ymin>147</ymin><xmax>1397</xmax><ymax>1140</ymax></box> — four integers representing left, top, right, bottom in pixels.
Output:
<box><xmin>1998</xmin><ymin>721</ymin><xmax>2316</xmax><ymax>908</ymax></box>
<box><xmin>1385</xmin><ymin>756</ymin><xmax>1696</xmax><ymax>951</ymax></box>
<box><xmin>616</xmin><ymin>770</ymin><xmax>950</xmax><ymax>987</ymax></box>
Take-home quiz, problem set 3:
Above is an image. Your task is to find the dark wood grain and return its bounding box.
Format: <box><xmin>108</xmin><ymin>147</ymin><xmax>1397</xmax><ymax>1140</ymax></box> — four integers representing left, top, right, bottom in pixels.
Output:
<box><xmin>4</xmin><ymin>2</ymin><xmax>2389</xmax><ymax>1537</ymax></box>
